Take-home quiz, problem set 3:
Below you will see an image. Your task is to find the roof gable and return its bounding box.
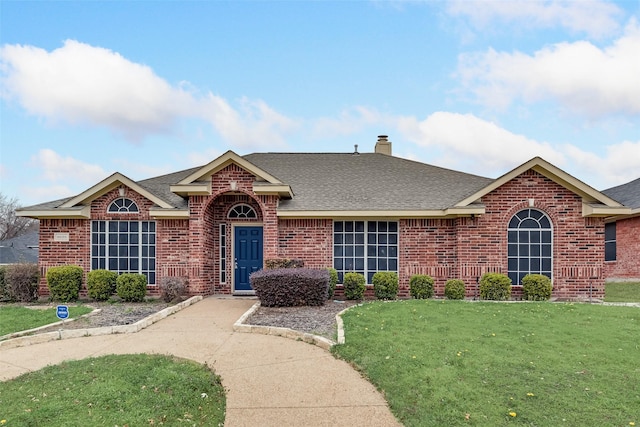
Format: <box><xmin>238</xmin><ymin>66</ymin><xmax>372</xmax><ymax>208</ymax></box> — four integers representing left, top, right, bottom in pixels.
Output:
<box><xmin>455</xmin><ymin>157</ymin><xmax>629</xmax><ymax>216</ymax></box>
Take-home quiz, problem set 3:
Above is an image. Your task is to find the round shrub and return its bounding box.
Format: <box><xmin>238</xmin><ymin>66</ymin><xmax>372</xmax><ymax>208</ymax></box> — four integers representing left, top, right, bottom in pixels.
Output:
<box><xmin>159</xmin><ymin>276</ymin><xmax>188</xmax><ymax>303</ymax></box>
<box><xmin>327</xmin><ymin>268</ymin><xmax>338</xmax><ymax>300</ymax></box>
<box><xmin>373</xmin><ymin>271</ymin><xmax>399</xmax><ymax>300</ymax></box>
<box><xmin>521</xmin><ymin>274</ymin><xmax>552</xmax><ymax>301</ymax></box>
<box><xmin>479</xmin><ymin>273</ymin><xmax>512</xmax><ymax>301</ymax></box>
<box><xmin>116</xmin><ymin>273</ymin><xmax>147</xmax><ymax>302</ymax></box>
<box><xmin>46</xmin><ymin>265</ymin><xmax>83</xmax><ymax>302</ymax></box>
<box><xmin>343</xmin><ymin>272</ymin><xmax>366</xmax><ymax>300</ymax></box>
<box><xmin>444</xmin><ymin>279</ymin><xmax>466</xmax><ymax>300</ymax></box>
<box><xmin>409</xmin><ymin>274</ymin><xmax>434</xmax><ymax>299</ymax></box>
<box><xmin>87</xmin><ymin>269</ymin><xmax>118</xmax><ymax>301</ymax></box>
<box><xmin>5</xmin><ymin>262</ymin><xmax>40</xmax><ymax>302</ymax></box>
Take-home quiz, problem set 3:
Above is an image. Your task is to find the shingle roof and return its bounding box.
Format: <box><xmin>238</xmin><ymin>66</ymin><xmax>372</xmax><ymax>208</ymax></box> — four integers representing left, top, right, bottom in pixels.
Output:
<box><xmin>0</xmin><ymin>231</ymin><xmax>39</xmax><ymax>264</ymax></box>
<box><xmin>136</xmin><ymin>166</ymin><xmax>200</xmax><ymax>209</ymax></box>
<box><xmin>244</xmin><ymin>153</ymin><xmax>492</xmax><ymax>211</ymax></box>
<box><xmin>603</xmin><ymin>177</ymin><xmax>640</xmax><ymax>209</ymax></box>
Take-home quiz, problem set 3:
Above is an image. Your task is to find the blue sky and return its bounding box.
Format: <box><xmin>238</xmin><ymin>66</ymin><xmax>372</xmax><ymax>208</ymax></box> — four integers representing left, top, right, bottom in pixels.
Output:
<box><xmin>1</xmin><ymin>0</ymin><xmax>639</xmax><ymax>206</ymax></box>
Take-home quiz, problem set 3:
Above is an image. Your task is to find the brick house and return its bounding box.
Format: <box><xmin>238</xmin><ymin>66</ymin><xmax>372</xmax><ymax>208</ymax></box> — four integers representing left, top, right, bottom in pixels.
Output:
<box><xmin>17</xmin><ymin>136</ymin><xmax>633</xmax><ymax>299</ymax></box>
<box><xmin>603</xmin><ymin>178</ymin><xmax>640</xmax><ymax>281</ymax></box>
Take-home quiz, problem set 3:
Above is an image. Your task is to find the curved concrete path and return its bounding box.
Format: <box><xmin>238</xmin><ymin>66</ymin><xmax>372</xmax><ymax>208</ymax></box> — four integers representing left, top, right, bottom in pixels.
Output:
<box><xmin>0</xmin><ymin>297</ymin><xmax>400</xmax><ymax>427</ymax></box>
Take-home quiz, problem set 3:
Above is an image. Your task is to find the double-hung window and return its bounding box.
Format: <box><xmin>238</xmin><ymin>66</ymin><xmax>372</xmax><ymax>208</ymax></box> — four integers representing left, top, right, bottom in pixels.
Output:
<box><xmin>604</xmin><ymin>222</ymin><xmax>616</xmax><ymax>261</ymax></box>
<box><xmin>333</xmin><ymin>221</ymin><xmax>398</xmax><ymax>283</ymax></box>
<box><xmin>91</xmin><ymin>220</ymin><xmax>156</xmax><ymax>284</ymax></box>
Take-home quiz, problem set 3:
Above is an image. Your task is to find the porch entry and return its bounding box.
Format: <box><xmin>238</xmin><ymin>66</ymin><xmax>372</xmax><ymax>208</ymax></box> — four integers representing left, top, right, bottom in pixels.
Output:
<box><xmin>234</xmin><ymin>226</ymin><xmax>263</xmax><ymax>292</ymax></box>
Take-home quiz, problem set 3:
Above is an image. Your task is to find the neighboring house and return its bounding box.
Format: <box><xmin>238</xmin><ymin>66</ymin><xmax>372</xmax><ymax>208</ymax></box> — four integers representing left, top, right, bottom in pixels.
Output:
<box><xmin>17</xmin><ymin>136</ymin><xmax>632</xmax><ymax>299</ymax></box>
<box><xmin>602</xmin><ymin>177</ymin><xmax>640</xmax><ymax>281</ymax></box>
<box><xmin>0</xmin><ymin>231</ymin><xmax>39</xmax><ymax>265</ymax></box>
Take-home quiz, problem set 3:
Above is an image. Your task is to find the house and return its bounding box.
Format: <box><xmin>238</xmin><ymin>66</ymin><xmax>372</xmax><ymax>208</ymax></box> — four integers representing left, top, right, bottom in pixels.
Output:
<box><xmin>16</xmin><ymin>136</ymin><xmax>633</xmax><ymax>300</ymax></box>
<box><xmin>602</xmin><ymin>177</ymin><xmax>640</xmax><ymax>281</ymax></box>
<box><xmin>0</xmin><ymin>231</ymin><xmax>39</xmax><ymax>265</ymax></box>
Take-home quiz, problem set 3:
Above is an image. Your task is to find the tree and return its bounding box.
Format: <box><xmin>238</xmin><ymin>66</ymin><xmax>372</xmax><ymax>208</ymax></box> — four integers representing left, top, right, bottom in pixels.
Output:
<box><xmin>0</xmin><ymin>193</ymin><xmax>38</xmax><ymax>241</ymax></box>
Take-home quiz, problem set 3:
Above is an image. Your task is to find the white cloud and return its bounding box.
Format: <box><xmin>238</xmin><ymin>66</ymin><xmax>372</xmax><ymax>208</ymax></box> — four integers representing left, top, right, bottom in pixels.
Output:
<box><xmin>0</xmin><ymin>40</ymin><xmax>297</xmax><ymax>146</ymax></box>
<box><xmin>186</xmin><ymin>148</ymin><xmax>224</xmax><ymax>167</ymax></box>
<box><xmin>30</xmin><ymin>149</ymin><xmax>107</xmax><ymax>183</ymax></box>
<box><xmin>457</xmin><ymin>20</ymin><xmax>640</xmax><ymax>118</ymax></box>
<box><xmin>395</xmin><ymin>111</ymin><xmax>639</xmax><ymax>188</ymax></box>
<box><xmin>398</xmin><ymin>112</ymin><xmax>564</xmax><ymax>172</ymax></box>
<box><xmin>20</xmin><ymin>185</ymin><xmax>76</xmax><ymax>203</ymax></box>
<box><xmin>447</xmin><ymin>0</ymin><xmax>623</xmax><ymax>39</ymax></box>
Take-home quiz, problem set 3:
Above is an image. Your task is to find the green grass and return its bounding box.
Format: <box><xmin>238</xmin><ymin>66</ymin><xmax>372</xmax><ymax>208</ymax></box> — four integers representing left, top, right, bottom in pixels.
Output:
<box><xmin>0</xmin><ymin>354</ymin><xmax>226</xmax><ymax>426</ymax></box>
<box><xmin>333</xmin><ymin>300</ymin><xmax>640</xmax><ymax>426</ymax></box>
<box><xmin>0</xmin><ymin>306</ymin><xmax>93</xmax><ymax>337</ymax></box>
<box><xmin>605</xmin><ymin>281</ymin><xmax>640</xmax><ymax>302</ymax></box>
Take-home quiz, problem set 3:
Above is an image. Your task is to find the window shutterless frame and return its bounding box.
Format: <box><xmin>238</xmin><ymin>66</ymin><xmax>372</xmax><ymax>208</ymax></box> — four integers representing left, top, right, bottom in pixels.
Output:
<box><xmin>507</xmin><ymin>209</ymin><xmax>552</xmax><ymax>285</ymax></box>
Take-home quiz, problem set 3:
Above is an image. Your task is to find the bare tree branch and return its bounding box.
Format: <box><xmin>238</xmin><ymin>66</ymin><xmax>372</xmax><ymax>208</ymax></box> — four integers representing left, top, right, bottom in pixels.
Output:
<box><xmin>0</xmin><ymin>193</ymin><xmax>38</xmax><ymax>241</ymax></box>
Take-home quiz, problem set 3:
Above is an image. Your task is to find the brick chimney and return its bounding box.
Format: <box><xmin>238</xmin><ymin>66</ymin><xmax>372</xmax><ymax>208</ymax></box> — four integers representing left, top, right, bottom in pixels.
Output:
<box><xmin>375</xmin><ymin>135</ymin><xmax>392</xmax><ymax>155</ymax></box>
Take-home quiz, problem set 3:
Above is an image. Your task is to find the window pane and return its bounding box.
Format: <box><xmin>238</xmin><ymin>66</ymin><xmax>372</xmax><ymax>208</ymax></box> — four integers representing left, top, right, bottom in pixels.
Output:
<box><xmin>355</xmin><ymin>222</ymin><xmax>364</xmax><ymax>232</ymax></box>
<box><xmin>389</xmin><ymin>246</ymin><xmax>397</xmax><ymax>257</ymax></box>
<box><xmin>508</xmin><ymin>244</ymin><xmax>518</xmax><ymax>256</ymax></box>
<box><xmin>334</xmin><ymin>222</ymin><xmax>343</xmax><ymax>232</ymax></box>
<box><xmin>334</xmin><ymin>246</ymin><xmax>343</xmax><ymax>256</ymax></box>
<box><xmin>378</xmin><ymin>259</ymin><xmax>387</xmax><ymax>270</ymax></box>
<box><xmin>388</xmin><ymin>222</ymin><xmax>398</xmax><ymax>232</ymax></box>
<box><xmin>378</xmin><ymin>222</ymin><xmax>387</xmax><ymax>232</ymax></box>
<box><xmin>355</xmin><ymin>246</ymin><xmax>364</xmax><ymax>257</ymax></box>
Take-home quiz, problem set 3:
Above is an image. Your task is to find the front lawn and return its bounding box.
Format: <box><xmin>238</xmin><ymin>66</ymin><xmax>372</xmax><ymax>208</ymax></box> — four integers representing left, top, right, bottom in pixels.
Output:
<box><xmin>0</xmin><ymin>354</ymin><xmax>226</xmax><ymax>426</ymax></box>
<box><xmin>605</xmin><ymin>281</ymin><xmax>640</xmax><ymax>302</ymax></box>
<box><xmin>333</xmin><ymin>300</ymin><xmax>639</xmax><ymax>426</ymax></box>
<box><xmin>0</xmin><ymin>305</ymin><xmax>93</xmax><ymax>337</ymax></box>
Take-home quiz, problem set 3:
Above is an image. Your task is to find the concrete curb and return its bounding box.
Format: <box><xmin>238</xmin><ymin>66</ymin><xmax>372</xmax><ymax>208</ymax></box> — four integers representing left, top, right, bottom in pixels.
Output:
<box><xmin>0</xmin><ymin>296</ymin><xmax>203</xmax><ymax>350</ymax></box>
<box><xmin>234</xmin><ymin>302</ymin><xmax>335</xmax><ymax>351</ymax></box>
<box><xmin>0</xmin><ymin>306</ymin><xmax>103</xmax><ymax>341</ymax></box>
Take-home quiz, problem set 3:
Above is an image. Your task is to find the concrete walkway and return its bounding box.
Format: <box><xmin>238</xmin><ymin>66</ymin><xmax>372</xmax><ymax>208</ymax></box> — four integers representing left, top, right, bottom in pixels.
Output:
<box><xmin>0</xmin><ymin>297</ymin><xmax>400</xmax><ymax>427</ymax></box>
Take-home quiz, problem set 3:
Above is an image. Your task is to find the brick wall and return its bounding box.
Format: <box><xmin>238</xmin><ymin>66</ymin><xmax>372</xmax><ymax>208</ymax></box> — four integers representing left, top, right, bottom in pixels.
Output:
<box><xmin>604</xmin><ymin>216</ymin><xmax>640</xmax><ymax>280</ymax></box>
<box><xmin>277</xmin><ymin>219</ymin><xmax>333</xmax><ymax>268</ymax></box>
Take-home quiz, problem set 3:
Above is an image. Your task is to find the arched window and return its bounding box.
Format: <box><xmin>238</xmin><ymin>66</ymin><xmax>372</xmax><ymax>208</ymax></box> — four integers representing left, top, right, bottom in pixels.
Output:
<box><xmin>108</xmin><ymin>198</ymin><xmax>139</xmax><ymax>213</ymax></box>
<box><xmin>228</xmin><ymin>204</ymin><xmax>257</xmax><ymax>219</ymax></box>
<box><xmin>507</xmin><ymin>208</ymin><xmax>552</xmax><ymax>285</ymax></box>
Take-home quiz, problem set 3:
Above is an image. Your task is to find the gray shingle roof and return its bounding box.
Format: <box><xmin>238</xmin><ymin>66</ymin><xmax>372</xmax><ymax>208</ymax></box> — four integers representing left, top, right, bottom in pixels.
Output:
<box><xmin>244</xmin><ymin>153</ymin><xmax>492</xmax><ymax>211</ymax></box>
<box><xmin>603</xmin><ymin>177</ymin><xmax>640</xmax><ymax>209</ymax></box>
<box><xmin>0</xmin><ymin>231</ymin><xmax>39</xmax><ymax>264</ymax></box>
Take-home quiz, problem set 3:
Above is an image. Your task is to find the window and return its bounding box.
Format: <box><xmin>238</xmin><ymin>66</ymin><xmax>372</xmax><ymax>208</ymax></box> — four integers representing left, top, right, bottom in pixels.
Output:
<box><xmin>507</xmin><ymin>209</ymin><xmax>552</xmax><ymax>285</ymax></box>
<box><xmin>107</xmin><ymin>198</ymin><xmax>139</xmax><ymax>213</ymax></box>
<box><xmin>605</xmin><ymin>222</ymin><xmax>616</xmax><ymax>261</ymax></box>
<box><xmin>220</xmin><ymin>223</ymin><xmax>227</xmax><ymax>283</ymax></box>
<box><xmin>91</xmin><ymin>220</ymin><xmax>156</xmax><ymax>284</ymax></box>
<box><xmin>228</xmin><ymin>204</ymin><xmax>257</xmax><ymax>219</ymax></box>
<box><xmin>333</xmin><ymin>221</ymin><xmax>398</xmax><ymax>283</ymax></box>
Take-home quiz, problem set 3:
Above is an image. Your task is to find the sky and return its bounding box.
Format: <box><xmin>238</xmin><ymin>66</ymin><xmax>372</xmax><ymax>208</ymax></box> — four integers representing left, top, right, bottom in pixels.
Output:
<box><xmin>1</xmin><ymin>0</ymin><xmax>639</xmax><ymax>207</ymax></box>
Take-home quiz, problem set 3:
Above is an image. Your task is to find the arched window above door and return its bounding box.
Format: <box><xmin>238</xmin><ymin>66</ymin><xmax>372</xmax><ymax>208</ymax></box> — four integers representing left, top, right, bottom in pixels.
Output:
<box><xmin>228</xmin><ymin>204</ymin><xmax>257</xmax><ymax>219</ymax></box>
<box><xmin>507</xmin><ymin>208</ymin><xmax>552</xmax><ymax>285</ymax></box>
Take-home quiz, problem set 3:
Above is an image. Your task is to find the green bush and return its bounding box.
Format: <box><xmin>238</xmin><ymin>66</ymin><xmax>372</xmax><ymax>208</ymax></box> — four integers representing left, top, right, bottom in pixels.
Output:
<box><xmin>46</xmin><ymin>265</ymin><xmax>83</xmax><ymax>302</ymax></box>
<box><xmin>373</xmin><ymin>272</ymin><xmax>399</xmax><ymax>300</ymax></box>
<box><xmin>444</xmin><ymin>279</ymin><xmax>466</xmax><ymax>300</ymax></box>
<box><xmin>521</xmin><ymin>274</ymin><xmax>553</xmax><ymax>301</ymax></box>
<box><xmin>5</xmin><ymin>263</ymin><xmax>40</xmax><ymax>302</ymax></box>
<box><xmin>0</xmin><ymin>265</ymin><xmax>10</xmax><ymax>302</ymax></box>
<box><xmin>343</xmin><ymin>272</ymin><xmax>366</xmax><ymax>300</ymax></box>
<box><xmin>86</xmin><ymin>269</ymin><xmax>118</xmax><ymax>301</ymax></box>
<box><xmin>264</xmin><ymin>258</ymin><xmax>305</xmax><ymax>269</ymax></box>
<box><xmin>409</xmin><ymin>274</ymin><xmax>434</xmax><ymax>299</ymax></box>
<box><xmin>116</xmin><ymin>273</ymin><xmax>147</xmax><ymax>302</ymax></box>
<box><xmin>479</xmin><ymin>273</ymin><xmax>512</xmax><ymax>301</ymax></box>
<box><xmin>327</xmin><ymin>268</ymin><xmax>338</xmax><ymax>300</ymax></box>
<box><xmin>250</xmin><ymin>268</ymin><xmax>328</xmax><ymax>307</ymax></box>
<box><xmin>159</xmin><ymin>276</ymin><xmax>188</xmax><ymax>303</ymax></box>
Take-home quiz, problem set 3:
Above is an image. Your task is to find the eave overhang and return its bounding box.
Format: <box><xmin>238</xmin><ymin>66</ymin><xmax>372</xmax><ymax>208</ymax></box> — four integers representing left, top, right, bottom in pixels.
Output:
<box><xmin>276</xmin><ymin>205</ymin><xmax>485</xmax><ymax>219</ymax></box>
<box><xmin>582</xmin><ymin>203</ymin><xmax>632</xmax><ymax>217</ymax></box>
<box><xmin>169</xmin><ymin>184</ymin><xmax>210</xmax><ymax>196</ymax></box>
<box><xmin>253</xmin><ymin>183</ymin><xmax>293</xmax><ymax>198</ymax></box>
<box><xmin>148</xmin><ymin>208</ymin><xmax>191</xmax><ymax>219</ymax></box>
<box><xmin>15</xmin><ymin>206</ymin><xmax>91</xmax><ymax>219</ymax></box>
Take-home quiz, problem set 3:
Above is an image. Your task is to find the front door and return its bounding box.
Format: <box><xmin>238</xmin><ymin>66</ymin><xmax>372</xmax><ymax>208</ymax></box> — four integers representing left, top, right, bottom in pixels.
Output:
<box><xmin>234</xmin><ymin>226</ymin><xmax>263</xmax><ymax>292</ymax></box>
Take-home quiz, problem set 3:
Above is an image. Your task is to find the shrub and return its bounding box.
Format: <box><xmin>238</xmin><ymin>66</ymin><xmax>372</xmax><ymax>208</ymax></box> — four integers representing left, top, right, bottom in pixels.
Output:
<box><xmin>250</xmin><ymin>268</ymin><xmax>328</xmax><ymax>307</ymax></box>
<box><xmin>46</xmin><ymin>265</ymin><xmax>83</xmax><ymax>302</ymax></box>
<box><xmin>373</xmin><ymin>271</ymin><xmax>399</xmax><ymax>300</ymax></box>
<box><xmin>87</xmin><ymin>269</ymin><xmax>118</xmax><ymax>301</ymax></box>
<box><xmin>264</xmin><ymin>258</ymin><xmax>305</xmax><ymax>269</ymax></box>
<box><xmin>409</xmin><ymin>274</ymin><xmax>434</xmax><ymax>299</ymax></box>
<box><xmin>5</xmin><ymin>263</ymin><xmax>40</xmax><ymax>302</ymax></box>
<box><xmin>343</xmin><ymin>272</ymin><xmax>366</xmax><ymax>300</ymax></box>
<box><xmin>0</xmin><ymin>265</ymin><xmax>10</xmax><ymax>302</ymax></box>
<box><xmin>116</xmin><ymin>273</ymin><xmax>147</xmax><ymax>302</ymax></box>
<box><xmin>327</xmin><ymin>268</ymin><xmax>338</xmax><ymax>300</ymax></box>
<box><xmin>521</xmin><ymin>274</ymin><xmax>553</xmax><ymax>301</ymax></box>
<box><xmin>479</xmin><ymin>273</ymin><xmax>512</xmax><ymax>301</ymax></box>
<box><xmin>444</xmin><ymin>279</ymin><xmax>466</xmax><ymax>300</ymax></box>
<box><xmin>159</xmin><ymin>276</ymin><xmax>188</xmax><ymax>302</ymax></box>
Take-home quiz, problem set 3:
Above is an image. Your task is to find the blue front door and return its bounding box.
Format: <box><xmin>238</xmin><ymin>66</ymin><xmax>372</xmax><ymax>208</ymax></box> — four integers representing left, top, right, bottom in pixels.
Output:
<box><xmin>234</xmin><ymin>226</ymin><xmax>263</xmax><ymax>292</ymax></box>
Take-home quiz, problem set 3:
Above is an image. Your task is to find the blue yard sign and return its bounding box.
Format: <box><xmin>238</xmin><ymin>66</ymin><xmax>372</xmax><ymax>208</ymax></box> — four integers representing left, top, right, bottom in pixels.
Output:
<box><xmin>56</xmin><ymin>305</ymin><xmax>69</xmax><ymax>320</ymax></box>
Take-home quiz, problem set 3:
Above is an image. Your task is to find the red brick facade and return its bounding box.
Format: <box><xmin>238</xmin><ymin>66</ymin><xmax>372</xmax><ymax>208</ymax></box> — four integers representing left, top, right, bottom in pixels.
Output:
<box><xmin>604</xmin><ymin>216</ymin><xmax>640</xmax><ymax>280</ymax></box>
<box><xmin>37</xmin><ymin>163</ymin><xmax>611</xmax><ymax>300</ymax></box>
